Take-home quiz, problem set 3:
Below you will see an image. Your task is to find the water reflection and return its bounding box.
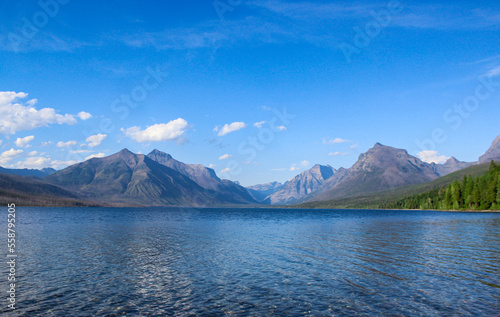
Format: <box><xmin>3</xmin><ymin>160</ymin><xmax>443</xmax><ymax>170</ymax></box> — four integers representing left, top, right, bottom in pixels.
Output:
<box><xmin>0</xmin><ymin>208</ymin><xmax>499</xmax><ymax>316</ymax></box>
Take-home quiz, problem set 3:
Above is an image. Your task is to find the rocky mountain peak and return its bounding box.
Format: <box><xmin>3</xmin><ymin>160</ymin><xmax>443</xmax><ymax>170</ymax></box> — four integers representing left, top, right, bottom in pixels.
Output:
<box><xmin>432</xmin><ymin>156</ymin><xmax>475</xmax><ymax>176</ymax></box>
<box><xmin>309</xmin><ymin>164</ymin><xmax>335</xmax><ymax>180</ymax></box>
<box><xmin>262</xmin><ymin>164</ymin><xmax>336</xmax><ymax>204</ymax></box>
<box><xmin>353</xmin><ymin>144</ymin><xmax>415</xmax><ymax>173</ymax></box>
<box><xmin>309</xmin><ymin>143</ymin><xmax>440</xmax><ymax>202</ymax></box>
<box><xmin>479</xmin><ymin>135</ymin><xmax>500</xmax><ymax>164</ymax></box>
<box><xmin>148</xmin><ymin>149</ymin><xmax>173</xmax><ymax>161</ymax></box>
<box><xmin>445</xmin><ymin>156</ymin><xmax>459</xmax><ymax>165</ymax></box>
<box><xmin>110</xmin><ymin>148</ymin><xmax>143</xmax><ymax>169</ymax></box>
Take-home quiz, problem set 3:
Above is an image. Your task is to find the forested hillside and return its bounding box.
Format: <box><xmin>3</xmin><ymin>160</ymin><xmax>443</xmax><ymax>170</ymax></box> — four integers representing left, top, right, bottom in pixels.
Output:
<box><xmin>382</xmin><ymin>161</ymin><xmax>500</xmax><ymax>211</ymax></box>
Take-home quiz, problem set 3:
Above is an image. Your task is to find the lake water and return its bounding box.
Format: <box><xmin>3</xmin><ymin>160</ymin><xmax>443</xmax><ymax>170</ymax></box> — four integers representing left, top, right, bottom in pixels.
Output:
<box><xmin>1</xmin><ymin>207</ymin><xmax>499</xmax><ymax>316</ymax></box>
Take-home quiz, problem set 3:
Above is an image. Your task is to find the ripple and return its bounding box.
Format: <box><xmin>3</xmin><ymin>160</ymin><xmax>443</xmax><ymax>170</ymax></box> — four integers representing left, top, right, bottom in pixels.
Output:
<box><xmin>0</xmin><ymin>207</ymin><xmax>499</xmax><ymax>316</ymax></box>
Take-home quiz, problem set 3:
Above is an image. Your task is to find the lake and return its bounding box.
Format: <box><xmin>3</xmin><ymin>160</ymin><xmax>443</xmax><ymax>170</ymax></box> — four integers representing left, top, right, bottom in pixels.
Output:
<box><xmin>1</xmin><ymin>207</ymin><xmax>499</xmax><ymax>316</ymax></box>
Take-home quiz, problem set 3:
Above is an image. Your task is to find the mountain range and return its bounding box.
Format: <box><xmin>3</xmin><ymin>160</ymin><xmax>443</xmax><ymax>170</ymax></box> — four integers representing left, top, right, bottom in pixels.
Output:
<box><xmin>0</xmin><ymin>166</ymin><xmax>56</xmax><ymax>178</ymax></box>
<box><xmin>0</xmin><ymin>135</ymin><xmax>499</xmax><ymax>207</ymax></box>
<box><xmin>44</xmin><ymin>149</ymin><xmax>256</xmax><ymax>206</ymax></box>
<box><xmin>246</xmin><ymin>181</ymin><xmax>283</xmax><ymax>202</ymax></box>
<box><xmin>248</xmin><ymin>136</ymin><xmax>500</xmax><ymax>205</ymax></box>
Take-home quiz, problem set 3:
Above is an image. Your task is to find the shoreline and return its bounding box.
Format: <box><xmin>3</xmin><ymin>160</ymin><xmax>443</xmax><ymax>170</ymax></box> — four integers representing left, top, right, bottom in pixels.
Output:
<box><xmin>12</xmin><ymin>204</ymin><xmax>500</xmax><ymax>212</ymax></box>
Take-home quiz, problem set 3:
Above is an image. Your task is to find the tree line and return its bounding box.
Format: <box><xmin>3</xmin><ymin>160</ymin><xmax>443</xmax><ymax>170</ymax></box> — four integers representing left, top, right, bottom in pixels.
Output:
<box><xmin>382</xmin><ymin>161</ymin><xmax>500</xmax><ymax>211</ymax></box>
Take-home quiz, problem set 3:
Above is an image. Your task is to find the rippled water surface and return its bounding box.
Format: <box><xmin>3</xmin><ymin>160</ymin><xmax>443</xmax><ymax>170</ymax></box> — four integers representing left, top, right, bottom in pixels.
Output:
<box><xmin>1</xmin><ymin>207</ymin><xmax>500</xmax><ymax>316</ymax></box>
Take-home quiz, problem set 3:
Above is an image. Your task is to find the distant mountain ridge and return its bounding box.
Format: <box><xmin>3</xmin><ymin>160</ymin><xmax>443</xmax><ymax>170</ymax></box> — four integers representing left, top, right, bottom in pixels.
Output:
<box><xmin>147</xmin><ymin>149</ymin><xmax>256</xmax><ymax>204</ymax></box>
<box><xmin>251</xmin><ymin>138</ymin><xmax>495</xmax><ymax>205</ymax></box>
<box><xmin>0</xmin><ymin>172</ymin><xmax>93</xmax><ymax>207</ymax></box>
<box><xmin>44</xmin><ymin>149</ymin><xmax>256</xmax><ymax>206</ymax></box>
<box><xmin>431</xmin><ymin>157</ymin><xmax>475</xmax><ymax>176</ymax></box>
<box><xmin>0</xmin><ymin>166</ymin><xmax>56</xmax><ymax>178</ymax></box>
<box><xmin>1</xmin><ymin>135</ymin><xmax>498</xmax><ymax>207</ymax></box>
<box><xmin>246</xmin><ymin>181</ymin><xmax>283</xmax><ymax>202</ymax></box>
<box><xmin>262</xmin><ymin>164</ymin><xmax>337</xmax><ymax>205</ymax></box>
<box><xmin>309</xmin><ymin>143</ymin><xmax>441</xmax><ymax>202</ymax></box>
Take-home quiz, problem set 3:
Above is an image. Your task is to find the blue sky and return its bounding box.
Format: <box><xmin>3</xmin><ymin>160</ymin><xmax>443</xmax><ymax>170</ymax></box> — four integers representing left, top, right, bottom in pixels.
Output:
<box><xmin>1</xmin><ymin>0</ymin><xmax>500</xmax><ymax>186</ymax></box>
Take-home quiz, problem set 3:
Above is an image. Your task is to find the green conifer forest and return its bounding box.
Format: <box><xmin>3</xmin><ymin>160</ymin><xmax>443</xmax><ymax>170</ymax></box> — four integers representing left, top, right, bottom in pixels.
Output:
<box><xmin>382</xmin><ymin>161</ymin><xmax>500</xmax><ymax>211</ymax></box>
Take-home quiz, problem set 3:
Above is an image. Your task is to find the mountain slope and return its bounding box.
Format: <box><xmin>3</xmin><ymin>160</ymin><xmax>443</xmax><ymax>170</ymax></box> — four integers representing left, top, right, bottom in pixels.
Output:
<box><xmin>0</xmin><ymin>173</ymin><xmax>96</xmax><ymax>207</ymax></box>
<box><xmin>264</xmin><ymin>164</ymin><xmax>336</xmax><ymax>205</ymax></box>
<box><xmin>384</xmin><ymin>161</ymin><xmax>500</xmax><ymax>210</ymax></box>
<box><xmin>309</xmin><ymin>143</ymin><xmax>440</xmax><ymax>202</ymax></box>
<box><xmin>479</xmin><ymin>135</ymin><xmax>500</xmax><ymax>164</ymax></box>
<box><xmin>147</xmin><ymin>149</ymin><xmax>220</xmax><ymax>188</ymax></box>
<box><xmin>432</xmin><ymin>157</ymin><xmax>475</xmax><ymax>176</ymax></box>
<box><xmin>298</xmin><ymin>161</ymin><xmax>495</xmax><ymax>209</ymax></box>
<box><xmin>0</xmin><ymin>166</ymin><xmax>56</xmax><ymax>178</ymax></box>
<box><xmin>45</xmin><ymin>149</ymin><xmax>234</xmax><ymax>206</ymax></box>
<box><xmin>246</xmin><ymin>181</ymin><xmax>283</xmax><ymax>202</ymax></box>
<box><xmin>146</xmin><ymin>149</ymin><xmax>256</xmax><ymax>204</ymax></box>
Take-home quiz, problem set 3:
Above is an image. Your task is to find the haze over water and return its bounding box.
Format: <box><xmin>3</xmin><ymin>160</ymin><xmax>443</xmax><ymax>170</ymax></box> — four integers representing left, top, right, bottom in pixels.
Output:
<box><xmin>1</xmin><ymin>207</ymin><xmax>499</xmax><ymax>316</ymax></box>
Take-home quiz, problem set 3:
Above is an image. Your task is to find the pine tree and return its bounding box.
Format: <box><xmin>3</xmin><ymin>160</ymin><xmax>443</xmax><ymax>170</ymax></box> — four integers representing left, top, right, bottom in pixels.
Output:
<box><xmin>451</xmin><ymin>180</ymin><xmax>462</xmax><ymax>209</ymax></box>
<box><xmin>444</xmin><ymin>186</ymin><xmax>452</xmax><ymax>209</ymax></box>
<box><xmin>382</xmin><ymin>161</ymin><xmax>500</xmax><ymax>210</ymax></box>
<box><xmin>486</xmin><ymin>177</ymin><xmax>497</xmax><ymax>209</ymax></box>
<box><xmin>488</xmin><ymin>160</ymin><xmax>497</xmax><ymax>174</ymax></box>
<box><xmin>464</xmin><ymin>175</ymin><xmax>474</xmax><ymax>208</ymax></box>
<box><xmin>496</xmin><ymin>174</ymin><xmax>500</xmax><ymax>209</ymax></box>
<box><xmin>472</xmin><ymin>183</ymin><xmax>480</xmax><ymax>210</ymax></box>
<box><xmin>461</xmin><ymin>175</ymin><xmax>468</xmax><ymax>193</ymax></box>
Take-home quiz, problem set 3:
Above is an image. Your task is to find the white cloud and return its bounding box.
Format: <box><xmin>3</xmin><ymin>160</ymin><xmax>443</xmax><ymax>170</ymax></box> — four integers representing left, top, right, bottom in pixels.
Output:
<box><xmin>485</xmin><ymin>65</ymin><xmax>500</xmax><ymax>77</ymax></box>
<box><xmin>301</xmin><ymin>160</ymin><xmax>310</xmax><ymax>167</ymax></box>
<box><xmin>271</xmin><ymin>168</ymin><xmax>287</xmax><ymax>171</ymax></box>
<box><xmin>290</xmin><ymin>166</ymin><xmax>300</xmax><ymax>171</ymax></box>
<box><xmin>349</xmin><ymin>143</ymin><xmax>359</xmax><ymax>150</ymax></box>
<box><xmin>50</xmin><ymin>160</ymin><xmax>78</xmax><ymax>169</ymax></box>
<box><xmin>255</xmin><ymin>1</ymin><xmax>378</xmax><ymax>21</ymax></box>
<box><xmin>277</xmin><ymin>125</ymin><xmax>287</xmax><ymax>131</ymax></box>
<box><xmin>323</xmin><ymin>137</ymin><xmax>350</xmax><ymax>145</ymax></box>
<box><xmin>0</xmin><ymin>29</ymin><xmax>87</xmax><ymax>53</ymax></box>
<box><xmin>117</xmin><ymin>3</ymin><xmax>500</xmax><ymax>56</ymax></box>
<box><xmin>0</xmin><ymin>148</ymin><xmax>24</xmax><ymax>166</ymax></box>
<box><xmin>217</xmin><ymin>122</ymin><xmax>247</xmax><ymax>136</ymax></box>
<box><xmin>77</xmin><ymin>111</ymin><xmax>92</xmax><ymax>120</ymax></box>
<box><xmin>220</xmin><ymin>167</ymin><xmax>230</xmax><ymax>173</ymax></box>
<box><xmin>85</xmin><ymin>153</ymin><xmax>105</xmax><ymax>160</ymax></box>
<box><xmin>86</xmin><ymin>134</ymin><xmax>107</xmax><ymax>147</ymax></box>
<box><xmin>219</xmin><ymin>154</ymin><xmax>232</xmax><ymax>160</ymax></box>
<box><xmin>0</xmin><ymin>91</ymin><xmax>79</xmax><ymax>134</ymax></box>
<box><xmin>208</xmin><ymin>164</ymin><xmax>216</xmax><ymax>169</ymax></box>
<box><xmin>57</xmin><ymin>140</ymin><xmax>77</xmax><ymax>148</ymax></box>
<box><xmin>329</xmin><ymin>152</ymin><xmax>349</xmax><ymax>156</ymax></box>
<box><xmin>122</xmin><ymin>118</ymin><xmax>189</xmax><ymax>142</ymax></box>
<box><xmin>70</xmin><ymin>149</ymin><xmax>90</xmax><ymax>154</ymax></box>
<box><xmin>0</xmin><ymin>140</ymin><xmax>2</xmax><ymax>146</ymax></box>
<box><xmin>41</xmin><ymin>141</ymin><xmax>52</xmax><ymax>146</ymax></box>
<box><xmin>254</xmin><ymin>121</ymin><xmax>267</xmax><ymax>128</ymax></box>
<box><xmin>14</xmin><ymin>155</ymin><xmax>79</xmax><ymax>169</ymax></box>
<box><xmin>15</xmin><ymin>157</ymin><xmax>51</xmax><ymax>169</ymax></box>
<box><xmin>243</xmin><ymin>161</ymin><xmax>258</xmax><ymax>165</ymax></box>
<box><xmin>417</xmin><ymin>151</ymin><xmax>450</xmax><ymax>164</ymax></box>
<box><xmin>15</xmin><ymin>135</ymin><xmax>35</xmax><ymax>148</ymax></box>
<box><xmin>27</xmin><ymin>151</ymin><xmax>38</xmax><ymax>156</ymax></box>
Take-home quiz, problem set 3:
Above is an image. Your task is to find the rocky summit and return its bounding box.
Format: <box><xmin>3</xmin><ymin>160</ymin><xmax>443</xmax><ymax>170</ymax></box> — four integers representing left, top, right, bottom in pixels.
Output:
<box><xmin>479</xmin><ymin>135</ymin><xmax>500</xmax><ymax>164</ymax></box>
<box><xmin>263</xmin><ymin>164</ymin><xmax>337</xmax><ymax>205</ymax></box>
<box><xmin>432</xmin><ymin>157</ymin><xmax>476</xmax><ymax>177</ymax></box>
<box><xmin>307</xmin><ymin>143</ymin><xmax>441</xmax><ymax>202</ymax></box>
<box><xmin>44</xmin><ymin>149</ymin><xmax>256</xmax><ymax>206</ymax></box>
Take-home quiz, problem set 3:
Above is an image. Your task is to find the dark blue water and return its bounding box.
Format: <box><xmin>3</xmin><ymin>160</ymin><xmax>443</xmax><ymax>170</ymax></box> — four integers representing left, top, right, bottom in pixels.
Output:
<box><xmin>1</xmin><ymin>208</ymin><xmax>499</xmax><ymax>316</ymax></box>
